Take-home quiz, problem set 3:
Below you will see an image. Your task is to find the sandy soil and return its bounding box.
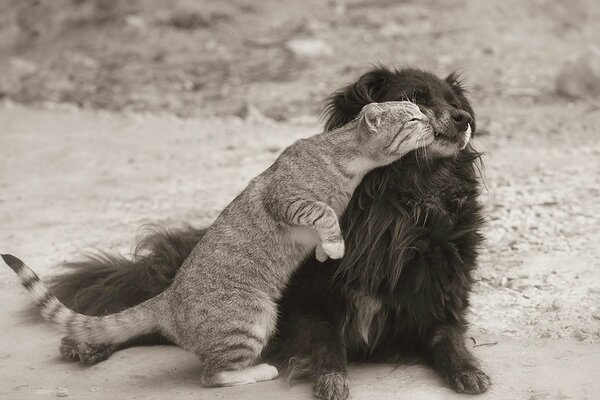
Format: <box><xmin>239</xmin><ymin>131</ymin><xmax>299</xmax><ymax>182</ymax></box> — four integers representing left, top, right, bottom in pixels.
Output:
<box><xmin>2</xmin><ymin>289</ymin><xmax>599</xmax><ymax>400</ymax></box>
<box><xmin>0</xmin><ymin>103</ymin><xmax>599</xmax><ymax>399</ymax></box>
<box><xmin>1</xmin><ymin>0</ymin><xmax>600</xmax><ymax>398</ymax></box>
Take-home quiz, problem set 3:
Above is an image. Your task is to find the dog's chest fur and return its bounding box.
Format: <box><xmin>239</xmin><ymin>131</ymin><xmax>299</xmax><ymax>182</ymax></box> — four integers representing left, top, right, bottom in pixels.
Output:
<box><xmin>339</xmin><ymin>165</ymin><xmax>482</xmax><ymax>359</ymax></box>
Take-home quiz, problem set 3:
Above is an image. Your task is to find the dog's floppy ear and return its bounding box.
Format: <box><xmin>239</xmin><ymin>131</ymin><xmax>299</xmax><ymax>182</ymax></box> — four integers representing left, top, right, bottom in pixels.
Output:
<box><xmin>445</xmin><ymin>72</ymin><xmax>477</xmax><ymax>133</ymax></box>
<box><xmin>323</xmin><ymin>67</ymin><xmax>396</xmax><ymax>131</ymax></box>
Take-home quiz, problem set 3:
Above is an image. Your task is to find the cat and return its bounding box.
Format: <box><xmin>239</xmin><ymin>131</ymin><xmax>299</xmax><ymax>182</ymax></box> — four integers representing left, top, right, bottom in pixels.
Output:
<box><xmin>2</xmin><ymin>100</ymin><xmax>434</xmax><ymax>387</ymax></box>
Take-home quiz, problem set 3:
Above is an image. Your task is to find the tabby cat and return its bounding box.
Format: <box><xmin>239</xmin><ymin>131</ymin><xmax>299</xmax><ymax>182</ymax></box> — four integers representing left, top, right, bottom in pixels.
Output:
<box><xmin>3</xmin><ymin>101</ymin><xmax>433</xmax><ymax>387</ymax></box>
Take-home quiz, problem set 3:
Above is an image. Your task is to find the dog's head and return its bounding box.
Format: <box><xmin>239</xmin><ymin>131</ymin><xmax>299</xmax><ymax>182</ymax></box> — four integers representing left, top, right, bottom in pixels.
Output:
<box><xmin>323</xmin><ymin>67</ymin><xmax>476</xmax><ymax>159</ymax></box>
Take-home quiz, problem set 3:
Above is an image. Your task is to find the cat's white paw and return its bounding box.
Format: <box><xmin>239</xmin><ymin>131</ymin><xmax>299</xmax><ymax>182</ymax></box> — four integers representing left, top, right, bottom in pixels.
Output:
<box><xmin>322</xmin><ymin>240</ymin><xmax>345</xmax><ymax>260</ymax></box>
<box><xmin>315</xmin><ymin>243</ymin><xmax>329</xmax><ymax>262</ymax></box>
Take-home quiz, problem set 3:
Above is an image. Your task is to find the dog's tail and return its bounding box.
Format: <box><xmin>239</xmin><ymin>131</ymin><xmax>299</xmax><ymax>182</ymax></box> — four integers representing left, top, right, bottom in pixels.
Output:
<box><xmin>3</xmin><ymin>254</ymin><xmax>163</xmax><ymax>344</ymax></box>
<box><xmin>40</xmin><ymin>225</ymin><xmax>205</xmax><ymax>318</ymax></box>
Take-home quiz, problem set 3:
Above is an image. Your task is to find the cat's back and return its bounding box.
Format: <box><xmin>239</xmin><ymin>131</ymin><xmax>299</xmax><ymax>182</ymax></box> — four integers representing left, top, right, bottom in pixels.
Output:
<box><xmin>178</xmin><ymin>139</ymin><xmax>321</xmax><ymax>261</ymax></box>
<box><xmin>196</xmin><ymin>178</ymin><xmax>271</xmax><ymax>248</ymax></box>
<box><xmin>264</xmin><ymin>135</ymin><xmax>345</xmax><ymax>196</ymax></box>
<box><xmin>264</xmin><ymin>136</ymin><xmax>331</xmax><ymax>173</ymax></box>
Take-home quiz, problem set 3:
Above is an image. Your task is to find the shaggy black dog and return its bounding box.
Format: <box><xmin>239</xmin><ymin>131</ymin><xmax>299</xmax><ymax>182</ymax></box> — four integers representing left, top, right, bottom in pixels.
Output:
<box><xmin>43</xmin><ymin>66</ymin><xmax>491</xmax><ymax>399</ymax></box>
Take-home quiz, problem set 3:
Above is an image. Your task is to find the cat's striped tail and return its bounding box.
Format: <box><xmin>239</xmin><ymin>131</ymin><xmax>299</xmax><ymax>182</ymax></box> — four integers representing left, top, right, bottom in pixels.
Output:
<box><xmin>2</xmin><ymin>254</ymin><xmax>162</xmax><ymax>344</ymax></box>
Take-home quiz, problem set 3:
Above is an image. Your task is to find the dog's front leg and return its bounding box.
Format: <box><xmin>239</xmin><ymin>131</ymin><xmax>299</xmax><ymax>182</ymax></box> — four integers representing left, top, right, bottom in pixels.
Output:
<box><xmin>430</xmin><ymin>324</ymin><xmax>492</xmax><ymax>394</ymax></box>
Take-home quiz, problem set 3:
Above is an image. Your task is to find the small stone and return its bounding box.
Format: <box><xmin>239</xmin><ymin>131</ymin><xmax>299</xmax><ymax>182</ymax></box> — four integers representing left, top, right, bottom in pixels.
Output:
<box><xmin>555</xmin><ymin>391</ymin><xmax>571</xmax><ymax>400</ymax></box>
<box><xmin>286</xmin><ymin>38</ymin><xmax>333</xmax><ymax>59</ymax></box>
<box><xmin>551</xmin><ymin>298</ymin><xmax>564</xmax><ymax>311</ymax></box>
<box><xmin>529</xmin><ymin>391</ymin><xmax>550</xmax><ymax>400</ymax></box>
<box><xmin>481</xmin><ymin>46</ymin><xmax>497</xmax><ymax>55</ymax></box>
<box><xmin>235</xmin><ymin>103</ymin><xmax>274</xmax><ymax>124</ymax></box>
<box><xmin>125</xmin><ymin>15</ymin><xmax>146</xmax><ymax>30</ymax></box>
<box><xmin>9</xmin><ymin>57</ymin><xmax>38</xmax><ymax>78</ymax></box>
<box><xmin>66</xmin><ymin>53</ymin><xmax>100</xmax><ymax>69</ymax></box>
<box><xmin>572</xmin><ymin>329</ymin><xmax>588</xmax><ymax>342</ymax></box>
<box><xmin>167</xmin><ymin>11</ymin><xmax>212</xmax><ymax>30</ymax></box>
<box><xmin>379</xmin><ymin>22</ymin><xmax>411</xmax><ymax>38</ymax></box>
<box><xmin>56</xmin><ymin>387</ymin><xmax>69</xmax><ymax>397</ymax></box>
<box><xmin>333</xmin><ymin>0</ymin><xmax>346</xmax><ymax>16</ymax></box>
<box><xmin>556</xmin><ymin>46</ymin><xmax>600</xmax><ymax>98</ymax></box>
<box><xmin>540</xmin><ymin>330</ymin><xmax>553</xmax><ymax>338</ymax></box>
<box><xmin>437</xmin><ymin>55</ymin><xmax>455</xmax><ymax>67</ymax></box>
<box><xmin>592</xmin><ymin>311</ymin><xmax>600</xmax><ymax>320</ymax></box>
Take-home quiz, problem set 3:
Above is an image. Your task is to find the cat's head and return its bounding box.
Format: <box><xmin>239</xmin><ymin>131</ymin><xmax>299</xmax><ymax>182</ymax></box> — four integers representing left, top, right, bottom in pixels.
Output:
<box><xmin>357</xmin><ymin>101</ymin><xmax>434</xmax><ymax>162</ymax></box>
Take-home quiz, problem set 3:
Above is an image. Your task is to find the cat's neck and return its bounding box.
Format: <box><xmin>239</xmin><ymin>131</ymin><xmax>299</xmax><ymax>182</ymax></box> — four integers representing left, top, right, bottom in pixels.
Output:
<box><xmin>316</xmin><ymin>118</ymin><xmax>381</xmax><ymax>176</ymax></box>
<box><xmin>325</xmin><ymin>117</ymin><xmax>362</xmax><ymax>139</ymax></box>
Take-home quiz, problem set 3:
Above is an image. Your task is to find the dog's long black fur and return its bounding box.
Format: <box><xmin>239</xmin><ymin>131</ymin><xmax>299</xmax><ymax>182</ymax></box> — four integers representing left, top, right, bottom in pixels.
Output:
<box><xmin>36</xmin><ymin>66</ymin><xmax>491</xmax><ymax>399</ymax></box>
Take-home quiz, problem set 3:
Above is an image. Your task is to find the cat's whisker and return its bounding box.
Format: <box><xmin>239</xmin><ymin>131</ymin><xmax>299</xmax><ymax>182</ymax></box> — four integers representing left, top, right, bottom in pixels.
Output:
<box><xmin>422</xmin><ymin>135</ymin><xmax>431</xmax><ymax>169</ymax></box>
<box><xmin>420</xmin><ymin>137</ymin><xmax>427</xmax><ymax>170</ymax></box>
<box><xmin>415</xmin><ymin>138</ymin><xmax>423</xmax><ymax>171</ymax></box>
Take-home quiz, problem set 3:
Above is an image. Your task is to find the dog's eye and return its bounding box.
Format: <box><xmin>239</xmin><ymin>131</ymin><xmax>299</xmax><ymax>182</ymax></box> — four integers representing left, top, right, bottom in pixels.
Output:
<box><xmin>411</xmin><ymin>87</ymin><xmax>432</xmax><ymax>105</ymax></box>
<box><xmin>450</xmin><ymin>102</ymin><xmax>460</xmax><ymax>109</ymax></box>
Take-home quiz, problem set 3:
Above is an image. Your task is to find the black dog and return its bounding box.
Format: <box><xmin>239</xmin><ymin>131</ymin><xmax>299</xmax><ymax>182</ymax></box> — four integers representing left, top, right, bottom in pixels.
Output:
<box><xmin>43</xmin><ymin>66</ymin><xmax>490</xmax><ymax>399</ymax></box>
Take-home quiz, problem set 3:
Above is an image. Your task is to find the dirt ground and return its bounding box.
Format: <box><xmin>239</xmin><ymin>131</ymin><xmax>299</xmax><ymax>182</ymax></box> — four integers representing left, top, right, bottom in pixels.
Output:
<box><xmin>1</xmin><ymin>0</ymin><xmax>600</xmax><ymax>399</ymax></box>
<box><xmin>1</xmin><ymin>102</ymin><xmax>599</xmax><ymax>399</ymax></box>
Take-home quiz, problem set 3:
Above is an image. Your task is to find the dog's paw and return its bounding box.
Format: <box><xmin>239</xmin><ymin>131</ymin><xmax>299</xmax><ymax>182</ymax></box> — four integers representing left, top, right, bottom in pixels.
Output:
<box><xmin>59</xmin><ymin>337</ymin><xmax>80</xmax><ymax>361</ymax></box>
<box><xmin>77</xmin><ymin>342</ymin><xmax>113</xmax><ymax>365</ymax></box>
<box><xmin>313</xmin><ymin>371</ymin><xmax>350</xmax><ymax>400</ymax></box>
<box><xmin>449</xmin><ymin>366</ymin><xmax>491</xmax><ymax>394</ymax></box>
<box><xmin>321</xmin><ymin>240</ymin><xmax>345</xmax><ymax>260</ymax></box>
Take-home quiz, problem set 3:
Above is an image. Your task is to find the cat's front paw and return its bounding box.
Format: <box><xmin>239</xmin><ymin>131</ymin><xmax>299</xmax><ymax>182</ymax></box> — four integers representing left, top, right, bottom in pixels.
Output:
<box><xmin>315</xmin><ymin>243</ymin><xmax>329</xmax><ymax>262</ymax></box>
<box><xmin>321</xmin><ymin>240</ymin><xmax>345</xmax><ymax>260</ymax></box>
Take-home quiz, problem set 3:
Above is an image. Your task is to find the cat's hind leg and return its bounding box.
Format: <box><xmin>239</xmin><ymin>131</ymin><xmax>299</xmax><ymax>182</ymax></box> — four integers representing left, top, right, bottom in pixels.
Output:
<box><xmin>59</xmin><ymin>337</ymin><xmax>115</xmax><ymax>364</ymax></box>
<box><xmin>59</xmin><ymin>333</ymin><xmax>171</xmax><ymax>364</ymax></box>
<box><xmin>198</xmin><ymin>333</ymin><xmax>277</xmax><ymax>387</ymax></box>
<box><xmin>59</xmin><ymin>337</ymin><xmax>80</xmax><ymax>361</ymax></box>
<box><xmin>202</xmin><ymin>363</ymin><xmax>279</xmax><ymax>386</ymax></box>
<box><xmin>197</xmin><ymin>308</ymin><xmax>278</xmax><ymax>386</ymax></box>
<box><xmin>77</xmin><ymin>342</ymin><xmax>116</xmax><ymax>365</ymax></box>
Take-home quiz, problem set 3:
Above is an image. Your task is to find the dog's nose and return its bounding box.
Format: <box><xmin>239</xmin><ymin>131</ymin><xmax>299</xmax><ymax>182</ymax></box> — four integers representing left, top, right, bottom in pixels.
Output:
<box><xmin>450</xmin><ymin>110</ymin><xmax>472</xmax><ymax>132</ymax></box>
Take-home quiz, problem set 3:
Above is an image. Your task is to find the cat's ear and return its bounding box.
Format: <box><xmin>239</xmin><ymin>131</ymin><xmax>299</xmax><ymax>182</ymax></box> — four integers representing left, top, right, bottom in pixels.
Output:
<box><xmin>361</xmin><ymin>103</ymin><xmax>383</xmax><ymax>134</ymax></box>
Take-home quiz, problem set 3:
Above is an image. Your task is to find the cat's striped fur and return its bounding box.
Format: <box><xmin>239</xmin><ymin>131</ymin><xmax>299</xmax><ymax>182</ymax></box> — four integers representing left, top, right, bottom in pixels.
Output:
<box><xmin>2</xmin><ymin>253</ymin><xmax>159</xmax><ymax>343</ymax></box>
<box><xmin>3</xmin><ymin>101</ymin><xmax>434</xmax><ymax>387</ymax></box>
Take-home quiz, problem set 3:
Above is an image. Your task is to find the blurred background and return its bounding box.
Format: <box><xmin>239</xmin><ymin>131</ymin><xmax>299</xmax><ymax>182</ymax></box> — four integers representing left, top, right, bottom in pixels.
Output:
<box><xmin>1</xmin><ymin>0</ymin><xmax>599</xmax><ymax>119</ymax></box>
<box><xmin>0</xmin><ymin>1</ymin><xmax>599</xmax><ymax>399</ymax></box>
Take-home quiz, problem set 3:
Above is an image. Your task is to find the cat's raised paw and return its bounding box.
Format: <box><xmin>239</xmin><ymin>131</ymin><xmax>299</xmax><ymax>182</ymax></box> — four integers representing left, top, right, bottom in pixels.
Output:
<box><xmin>321</xmin><ymin>240</ymin><xmax>345</xmax><ymax>260</ymax></box>
<box><xmin>315</xmin><ymin>243</ymin><xmax>329</xmax><ymax>262</ymax></box>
